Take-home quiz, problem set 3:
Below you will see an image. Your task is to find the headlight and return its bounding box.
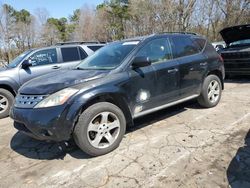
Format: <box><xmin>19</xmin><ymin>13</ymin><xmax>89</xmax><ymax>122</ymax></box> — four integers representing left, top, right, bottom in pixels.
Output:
<box><xmin>34</xmin><ymin>88</ymin><xmax>79</xmax><ymax>108</ymax></box>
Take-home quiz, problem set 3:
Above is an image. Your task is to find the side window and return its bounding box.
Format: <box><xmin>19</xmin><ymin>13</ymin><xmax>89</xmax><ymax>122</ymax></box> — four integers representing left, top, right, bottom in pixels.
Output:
<box><xmin>29</xmin><ymin>49</ymin><xmax>57</xmax><ymax>66</ymax></box>
<box><xmin>137</xmin><ymin>38</ymin><xmax>173</xmax><ymax>64</ymax></box>
<box><xmin>87</xmin><ymin>45</ymin><xmax>103</xmax><ymax>52</ymax></box>
<box><xmin>61</xmin><ymin>47</ymin><xmax>80</xmax><ymax>62</ymax></box>
<box><xmin>192</xmin><ymin>37</ymin><xmax>206</xmax><ymax>51</ymax></box>
<box><xmin>79</xmin><ymin>47</ymin><xmax>88</xmax><ymax>60</ymax></box>
<box><xmin>172</xmin><ymin>36</ymin><xmax>200</xmax><ymax>58</ymax></box>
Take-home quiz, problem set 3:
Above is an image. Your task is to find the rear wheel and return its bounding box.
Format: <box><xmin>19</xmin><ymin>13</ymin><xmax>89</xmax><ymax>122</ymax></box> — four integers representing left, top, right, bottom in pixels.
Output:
<box><xmin>198</xmin><ymin>75</ymin><xmax>222</xmax><ymax>108</ymax></box>
<box><xmin>0</xmin><ymin>89</ymin><xmax>14</xmax><ymax>119</ymax></box>
<box><xmin>73</xmin><ymin>102</ymin><xmax>126</xmax><ymax>156</ymax></box>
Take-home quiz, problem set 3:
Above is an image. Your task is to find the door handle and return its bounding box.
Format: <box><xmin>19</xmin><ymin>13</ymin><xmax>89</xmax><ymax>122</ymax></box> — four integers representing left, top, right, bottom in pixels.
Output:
<box><xmin>200</xmin><ymin>62</ymin><xmax>207</xmax><ymax>66</ymax></box>
<box><xmin>168</xmin><ymin>68</ymin><xmax>178</xmax><ymax>73</ymax></box>
<box><xmin>52</xmin><ymin>65</ymin><xmax>61</xmax><ymax>69</ymax></box>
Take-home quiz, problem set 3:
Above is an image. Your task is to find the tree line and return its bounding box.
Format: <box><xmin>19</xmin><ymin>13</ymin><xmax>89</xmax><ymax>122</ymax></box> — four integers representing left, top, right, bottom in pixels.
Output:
<box><xmin>0</xmin><ymin>0</ymin><xmax>249</xmax><ymax>62</ymax></box>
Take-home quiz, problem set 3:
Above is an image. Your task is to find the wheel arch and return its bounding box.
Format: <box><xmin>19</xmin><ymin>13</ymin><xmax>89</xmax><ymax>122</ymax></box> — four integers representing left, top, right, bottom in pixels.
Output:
<box><xmin>69</xmin><ymin>91</ymin><xmax>134</xmax><ymax>134</ymax></box>
<box><xmin>206</xmin><ymin>69</ymin><xmax>224</xmax><ymax>90</ymax></box>
<box><xmin>0</xmin><ymin>84</ymin><xmax>16</xmax><ymax>96</ymax></box>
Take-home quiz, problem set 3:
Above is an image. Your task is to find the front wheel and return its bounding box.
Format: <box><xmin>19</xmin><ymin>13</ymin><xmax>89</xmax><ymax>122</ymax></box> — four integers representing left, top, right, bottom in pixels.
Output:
<box><xmin>0</xmin><ymin>89</ymin><xmax>14</xmax><ymax>119</ymax></box>
<box><xmin>73</xmin><ymin>102</ymin><xmax>126</xmax><ymax>156</ymax></box>
<box><xmin>198</xmin><ymin>75</ymin><xmax>222</xmax><ymax>108</ymax></box>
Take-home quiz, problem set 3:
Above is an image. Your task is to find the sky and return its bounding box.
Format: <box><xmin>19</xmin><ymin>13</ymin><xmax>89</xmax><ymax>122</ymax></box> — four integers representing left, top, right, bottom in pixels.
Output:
<box><xmin>0</xmin><ymin>0</ymin><xmax>104</xmax><ymax>18</ymax></box>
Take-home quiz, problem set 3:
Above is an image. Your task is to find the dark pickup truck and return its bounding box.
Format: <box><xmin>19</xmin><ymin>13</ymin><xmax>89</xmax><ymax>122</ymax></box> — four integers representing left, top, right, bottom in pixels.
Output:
<box><xmin>220</xmin><ymin>24</ymin><xmax>250</xmax><ymax>76</ymax></box>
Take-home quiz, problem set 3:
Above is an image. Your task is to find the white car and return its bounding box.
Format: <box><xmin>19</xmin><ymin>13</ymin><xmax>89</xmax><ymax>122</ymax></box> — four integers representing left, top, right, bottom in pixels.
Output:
<box><xmin>212</xmin><ymin>41</ymin><xmax>226</xmax><ymax>51</ymax></box>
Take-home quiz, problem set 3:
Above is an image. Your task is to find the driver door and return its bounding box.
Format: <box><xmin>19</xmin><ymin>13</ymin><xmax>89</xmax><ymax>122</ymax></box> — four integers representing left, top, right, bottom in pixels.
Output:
<box><xmin>19</xmin><ymin>48</ymin><xmax>60</xmax><ymax>85</ymax></box>
<box><xmin>126</xmin><ymin>37</ymin><xmax>180</xmax><ymax>118</ymax></box>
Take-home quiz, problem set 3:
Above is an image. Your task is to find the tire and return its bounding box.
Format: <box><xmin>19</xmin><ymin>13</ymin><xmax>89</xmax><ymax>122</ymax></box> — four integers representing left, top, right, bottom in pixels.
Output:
<box><xmin>73</xmin><ymin>102</ymin><xmax>126</xmax><ymax>156</ymax></box>
<box><xmin>0</xmin><ymin>89</ymin><xmax>14</xmax><ymax>119</ymax></box>
<box><xmin>198</xmin><ymin>75</ymin><xmax>222</xmax><ymax>108</ymax></box>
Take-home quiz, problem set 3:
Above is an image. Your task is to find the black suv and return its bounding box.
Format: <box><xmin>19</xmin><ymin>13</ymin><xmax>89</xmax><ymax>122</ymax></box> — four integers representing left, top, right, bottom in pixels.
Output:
<box><xmin>10</xmin><ymin>33</ymin><xmax>224</xmax><ymax>156</ymax></box>
<box><xmin>0</xmin><ymin>42</ymin><xmax>105</xmax><ymax>118</ymax></box>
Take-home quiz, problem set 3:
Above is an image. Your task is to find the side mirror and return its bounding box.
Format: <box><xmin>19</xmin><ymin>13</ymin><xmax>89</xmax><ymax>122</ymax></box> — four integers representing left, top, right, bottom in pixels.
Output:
<box><xmin>132</xmin><ymin>56</ymin><xmax>151</xmax><ymax>69</ymax></box>
<box><xmin>22</xmin><ymin>59</ymin><xmax>32</xmax><ymax>69</ymax></box>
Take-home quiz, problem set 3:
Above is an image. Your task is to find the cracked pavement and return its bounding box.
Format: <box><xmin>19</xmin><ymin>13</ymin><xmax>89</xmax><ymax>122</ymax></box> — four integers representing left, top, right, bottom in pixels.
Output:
<box><xmin>1</xmin><ymin>78</ymin><xmax>250</xmax><ymax>188</ymax></box>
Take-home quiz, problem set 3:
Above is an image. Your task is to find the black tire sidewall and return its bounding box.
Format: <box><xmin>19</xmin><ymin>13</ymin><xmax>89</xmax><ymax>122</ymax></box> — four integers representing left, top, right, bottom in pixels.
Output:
<box><xmin>0</xmin><ymin>89</ymin><xmax>14</xmax><ymax>118</ymax></box>
<box><xmin>73</xmin><ymin>102</ymin><xmax>126</xmax><ymax>156</ymax></box>
<box><xmin>200</xmin><ymin>75</ymin><xmax>222</xmax><ymax>108</ymax></box>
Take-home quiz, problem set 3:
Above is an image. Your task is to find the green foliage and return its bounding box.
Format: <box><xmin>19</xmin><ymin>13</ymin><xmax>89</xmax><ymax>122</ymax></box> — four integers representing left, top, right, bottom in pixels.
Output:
<box><xmin>69</xmin><ymin>9</ymin><xmax>80</xmax><ymax>23</ymax></box>
<box><xmin>97</xmin><ymin>0</ymin><xmax>130</xmax><ymax>40</ymax></box>
<box><xmin>14</xmin><ymin>9</ymin><xmax>31</xmax><ymax>24</ymax></box>
<box><xmin>47</xmin><ymin>17</ymin><xmax>68</xmax><ymax>41</ymax></box>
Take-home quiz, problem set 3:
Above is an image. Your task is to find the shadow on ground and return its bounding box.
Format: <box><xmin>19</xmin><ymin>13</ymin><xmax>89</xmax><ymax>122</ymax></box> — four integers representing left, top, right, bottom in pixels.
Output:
<box><xmin>10</xmin><ymin>131</ymin><xmax>91</xmax><ymax>160</ymax></box>
<box><xmin>227</xmin><ymin>129</ymin><xmax>250</xmax><ymax>188</ymax></box>
<box><xmin>10</xmin><ymin>100</ymin><xmax>198</xmax><ymax>160</ymax></box>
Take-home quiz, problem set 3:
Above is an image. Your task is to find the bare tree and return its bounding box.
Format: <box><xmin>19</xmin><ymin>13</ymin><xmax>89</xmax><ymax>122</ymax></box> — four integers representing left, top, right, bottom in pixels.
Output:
<box><xmin>0</xmin><ymin>4</ymin><xmax>15</xmax><ymax>62</ymax></box>
<box><xmin>73</xmin><ymin>5</ymin><xmax>96</xmax><ymax>41</ymax></box>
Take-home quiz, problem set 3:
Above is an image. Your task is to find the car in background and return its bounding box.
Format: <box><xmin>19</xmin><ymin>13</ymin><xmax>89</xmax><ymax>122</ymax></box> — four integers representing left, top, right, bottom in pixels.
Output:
<box><xmin>0</xmin><ymin>42</ymin><xmax>105</xmax><ymax>118</ymax></box>
<box><xmin>11</xmin><ymin>32</ymin><xmax>224</xmax><ymax>156</ymax></box>
<box><xmin>211</xmin><ymin>41</ymin><xmax>226</xmax><ymax>52</ymax></box>
<box><xmin>219</xmin><ymin>24</ymin><xmax>250</xmax><ymax>76</ymax></box>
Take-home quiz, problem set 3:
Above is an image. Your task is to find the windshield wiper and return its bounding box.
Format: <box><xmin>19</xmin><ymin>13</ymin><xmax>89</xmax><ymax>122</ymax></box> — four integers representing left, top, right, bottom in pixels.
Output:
<box><xmin>75</xmin><ymin>67</ymin><xmax>88</xmax><ymax>70</ymax></box>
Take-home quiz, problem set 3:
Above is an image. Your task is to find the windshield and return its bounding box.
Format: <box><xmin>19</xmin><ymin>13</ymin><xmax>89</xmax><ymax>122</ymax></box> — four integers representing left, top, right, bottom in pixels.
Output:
<box><xmin>8</xmin><ymin>50</ymin><xmax>33</xmax><ymax>68</ymax></box>
<box><xmin>76</xmin><ymin>41</ymin><xmax>139</xmax><ymax>70</ymax></box>
<box><xmin>229</xmin><ymin>39</ymin><xmax>250</xmax><ymax>47</ymax></box>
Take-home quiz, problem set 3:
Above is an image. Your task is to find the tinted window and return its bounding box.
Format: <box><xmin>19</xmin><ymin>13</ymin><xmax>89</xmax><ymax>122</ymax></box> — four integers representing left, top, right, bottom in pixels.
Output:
<box><xmin>29</xmin><ymin>49</ymin><xmax>57</xmax><ymax>66</ymax></box>
<box><xmin>61</xmin><ymin>47</ymin><xmax>80</xmax><ymax>62</ymax></box>
<box><xmin>137</xmin><ymin>38</ymin><xmax>172</xmax><ymax>64</ymax></box>
<box><xmin>87</xmin><ymin>45</ymin><xmax>103</xmax><ymax>52</ymax></box>
<box><xmin>79</xmin><ymin>48</ymin><xmax>88</xmax><ymax>60</ymax></box>
<box><xmin>192</xmin><ymin>38</ymin><xmax>206</xmax><ymax>50</ymax></box>
<box><xmin>172</xmin><ymin>36</ymin><xmax>200</xmax><ymax>58</ymax></box>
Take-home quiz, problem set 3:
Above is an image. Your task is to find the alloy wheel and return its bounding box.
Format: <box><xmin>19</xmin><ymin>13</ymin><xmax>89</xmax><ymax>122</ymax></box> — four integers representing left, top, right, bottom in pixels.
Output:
<box><xmin>0</xmin><ymin>94</ymin><xmax>8</xmax><ymax>113</ymax></box>
<box><xmin>87</xmin><ymin>111</ymin><xmax>120</xmax><ymax>149</ymax></box>
<box><xmin>207</xmin><ymin>80</ymin><xmax>220</xmax><ymax>103</ymax></box>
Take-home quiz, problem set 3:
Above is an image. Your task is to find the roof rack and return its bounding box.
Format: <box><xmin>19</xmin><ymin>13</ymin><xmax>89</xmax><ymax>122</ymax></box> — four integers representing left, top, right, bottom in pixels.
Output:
<box><xmin>158</xmin><ymin>32</ymin><xmax>197</xmax><ymax>35</ymax></box>
<box><xmin>55</xmin><ymin>41</ymin><xmax>106</xmax><ymax>45</ymax></box>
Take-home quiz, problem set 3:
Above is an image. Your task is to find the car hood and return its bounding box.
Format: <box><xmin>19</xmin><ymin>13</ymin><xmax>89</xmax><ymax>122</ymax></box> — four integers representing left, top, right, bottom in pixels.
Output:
<box><xmin>220</xmin><ymin>24</ymin><xmax>250</xmax><ymax>45</ymax></box>
<box><xmin>20</xmin><ymin>69</ymin><xmax>109</xmax><ymax>95</ymax></box>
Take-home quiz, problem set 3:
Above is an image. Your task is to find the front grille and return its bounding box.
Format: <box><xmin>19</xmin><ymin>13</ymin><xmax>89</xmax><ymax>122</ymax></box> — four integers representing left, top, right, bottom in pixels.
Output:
<box><xmin>221</xmin><ymin>51</ymin><xmax>250</xmax><ymax>60</ymax></box>
<box><xmin>15</xmin><ymin>94</ymin><xmax>47</xmax><ymax>108</ymax></box>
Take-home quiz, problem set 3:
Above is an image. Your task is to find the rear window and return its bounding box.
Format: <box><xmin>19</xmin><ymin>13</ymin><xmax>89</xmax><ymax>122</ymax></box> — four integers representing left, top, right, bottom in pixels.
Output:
<box><xmin>172</xmin><ymin>36</ymin><xmax>200</xmax><ymax>58</ymax></box>
<box><xmin>61</xmin><ymin>47</ymin><xmax>80</xmax><ymax>62</ymax></box>
<box><xmin>79</xmin><ymin>47</ymin><xmax>88</xmax><ymax>60</ymax></box>
<box><xmin>192</xmin><ymin>38</ymin><xmax>206</xmax><ymax>50</ymax></box>
<box><xmin>87</xmin><ymin>45</ymin><xmax>103</xmax><ymax>52</ymax></box>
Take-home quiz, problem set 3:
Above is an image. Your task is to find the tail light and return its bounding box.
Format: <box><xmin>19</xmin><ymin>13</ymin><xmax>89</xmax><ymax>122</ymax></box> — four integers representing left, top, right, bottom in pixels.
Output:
<box><xmin>219</xmin><ymin>55</ymin><xmax>224</xmax><ymax>63</ymax></box>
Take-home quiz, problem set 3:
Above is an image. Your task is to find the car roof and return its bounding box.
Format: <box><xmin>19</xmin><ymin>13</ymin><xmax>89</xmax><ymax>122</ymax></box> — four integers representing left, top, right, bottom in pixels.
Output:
<box><xmin>28</xmin><ymin>42</ymin><xmax>106</xmax><ymax>51</ymax></box>
<box><xmin>120</xmin><ymin>32</ymin><xmax>203</xmax><ymax>43</ymax></box>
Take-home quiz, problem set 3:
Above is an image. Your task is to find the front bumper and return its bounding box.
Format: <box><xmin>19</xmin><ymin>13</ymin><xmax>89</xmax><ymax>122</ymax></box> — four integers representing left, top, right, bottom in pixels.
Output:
<box><xmin>10</xmin><ymin>104</ymin><xmax>75</xmax><ymax>142</ymax></box>
<box><xmin>224</xmin><ymin>61</ymin><xmax>250</xmax><ymax>75</ymax></box>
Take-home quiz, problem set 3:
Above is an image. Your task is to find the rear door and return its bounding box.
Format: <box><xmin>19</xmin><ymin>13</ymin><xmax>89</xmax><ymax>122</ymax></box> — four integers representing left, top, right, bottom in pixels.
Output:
<box><xmin>19</xmin><ymin>48</ymin><xmax>60</xmax><ymax>85</ymax></box>
<box><xmin>59</xmin><ymin>47</ymin><xmax>86</xmax><ymax>69</ymax></box>
<box><xmin>171</xmin><ymin>36</ymin><xmax>208</xmax><ymax>98</ymax></box>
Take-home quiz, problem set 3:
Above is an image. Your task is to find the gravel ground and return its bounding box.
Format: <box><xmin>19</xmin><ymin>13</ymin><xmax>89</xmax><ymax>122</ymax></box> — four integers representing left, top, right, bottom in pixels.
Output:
<box><xmin>0</xmin><ymin>78</ymin><xmax>250</xmax><ymax>188</ymax></box>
